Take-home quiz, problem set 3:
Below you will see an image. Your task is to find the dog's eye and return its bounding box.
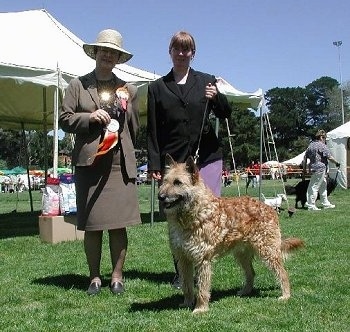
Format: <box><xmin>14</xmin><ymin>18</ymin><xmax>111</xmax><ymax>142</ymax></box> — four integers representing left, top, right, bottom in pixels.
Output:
<box><xmin>173</xmin><ymin>179</ymin><xmax>182</xmax><ymax>186</ymax></box>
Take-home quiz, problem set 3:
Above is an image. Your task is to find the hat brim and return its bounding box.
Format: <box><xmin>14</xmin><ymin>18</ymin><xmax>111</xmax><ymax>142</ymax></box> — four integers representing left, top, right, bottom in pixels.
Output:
<box><xmin>83</xmin><ymin>42</ymin><xmax>133</xmax><ymax>64</ymax></box>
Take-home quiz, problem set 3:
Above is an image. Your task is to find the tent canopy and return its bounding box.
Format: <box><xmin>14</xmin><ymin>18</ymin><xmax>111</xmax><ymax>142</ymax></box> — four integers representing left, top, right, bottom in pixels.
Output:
<box><xmin>326</xmin><ymin>121</ymin><xmax>350</xmax><ymax>189</ymax></box>
<box><xmin>282</xmin><ymin>151</ymin><xmax>305</xmax><ymax>166</ymax></box>
<box><xmin>0</xmin><ymin>9</ymin><xmax>159</xmax><ymax>130</ymax></box>
<box><xmin>0</xmin><ymin>9</ymin><xmax>264</xmax><ymax>131</ymax></box>
<box><xmin>216</xmin><ymin>77</ymin><xmax>263</xmax><ymax>110</ymax></box>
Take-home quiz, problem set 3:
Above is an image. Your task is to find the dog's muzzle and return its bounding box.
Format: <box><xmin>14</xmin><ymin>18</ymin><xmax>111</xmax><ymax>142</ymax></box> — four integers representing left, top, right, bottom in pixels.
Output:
<box><xmin>158</xmin><ymin>193</ymin><xmax>183</xmax><ymax>209</ymax></box>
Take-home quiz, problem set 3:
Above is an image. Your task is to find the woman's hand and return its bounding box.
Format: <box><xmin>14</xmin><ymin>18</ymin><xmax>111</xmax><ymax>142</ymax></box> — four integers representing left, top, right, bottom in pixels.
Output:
<box><xmin>205</xmin><ymin>83</ymin><xmax>218</xmax><ymax>100</ymax></box>
<box><xmin>90</xmin><ymin>109</ymin><xmax>111</xmax><ymax>125</ymax></box>
<box><xmin>151</xmin><ymin>171</ymin><xmax>162</xmax><ymax>181</ymax></box>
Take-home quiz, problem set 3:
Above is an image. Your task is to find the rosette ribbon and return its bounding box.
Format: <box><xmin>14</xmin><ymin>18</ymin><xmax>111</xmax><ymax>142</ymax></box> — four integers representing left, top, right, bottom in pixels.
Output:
<box><xmin>88</xmin><ymin>119</ymin><xmax>119</xmax><ymax>161</ymax></box>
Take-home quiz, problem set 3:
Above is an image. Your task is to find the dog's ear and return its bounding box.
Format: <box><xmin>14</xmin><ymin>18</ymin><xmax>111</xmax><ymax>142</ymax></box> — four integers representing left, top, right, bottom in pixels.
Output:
<box><xmin>185</xmin><ymin>156</ymin><xmax>200</xmax><ymax>183</ymax></box>
<box><xmin>165</xmin><ymin>154</ymin><xmax>176</xmax><ymax>169</ymax></box>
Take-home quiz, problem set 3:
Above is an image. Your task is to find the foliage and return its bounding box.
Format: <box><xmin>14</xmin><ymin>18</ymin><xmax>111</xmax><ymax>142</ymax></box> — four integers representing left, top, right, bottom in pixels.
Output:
<box><xmin>135</xmin><ymin>125</ymin><xmax>148</xmax><ymax>167</ymax></box>
<box><xmin>0</xmin><ymin>183</ymin><xmax>349</xmax><ymax>331</ymax></box>
<box><xmin>0</xmin><ymin>129</ymin><xmax>22</xmax><ymax>168</ymax></box>
<box><xmin>265</xmin><ymin>76</ymin><xmax>348</xmax><ymax>161</ymax></box>
<box><xmin>220</xmin><ymin>105</ymin><xmax>260</xmax><ymax>168</ymax></box>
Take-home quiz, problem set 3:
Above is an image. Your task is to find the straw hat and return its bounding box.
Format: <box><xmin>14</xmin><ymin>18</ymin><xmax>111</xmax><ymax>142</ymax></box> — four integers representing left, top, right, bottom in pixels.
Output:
<box><xmin>83</xmin><ymin>29</ymin><xmax>133</xmax><ymax>64</ymax></box>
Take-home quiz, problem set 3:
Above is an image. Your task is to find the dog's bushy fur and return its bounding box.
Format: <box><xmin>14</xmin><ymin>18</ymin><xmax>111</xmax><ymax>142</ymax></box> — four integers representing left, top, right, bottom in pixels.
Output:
<box><xmin>285</xmin><ymin>177</ymin><xmax>337</xmax><ymax>208</ymax></box>
<box><xmin>159</xmin><ymin>155</ymin><xmax>304</xmax><ymax>313</ymax></box>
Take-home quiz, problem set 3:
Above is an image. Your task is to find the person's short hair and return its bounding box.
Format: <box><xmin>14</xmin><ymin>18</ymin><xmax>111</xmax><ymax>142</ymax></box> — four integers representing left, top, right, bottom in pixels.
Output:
<box><xmin>169</xmin><ymin>31</ymin><xmax>196</xmax><ymax>54</ymax></box>
<box><xmin>315</xmin><ymin>129</ymin><xmax>327</xmax><ymax>138</ymax></box>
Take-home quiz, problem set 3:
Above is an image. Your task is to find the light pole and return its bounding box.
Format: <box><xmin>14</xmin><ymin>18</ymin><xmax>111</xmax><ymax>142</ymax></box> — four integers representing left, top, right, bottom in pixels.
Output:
<box><xmin>333</xmin><ymin>41</ymin><xmax>345</xmax><ymax>124</ymax></box>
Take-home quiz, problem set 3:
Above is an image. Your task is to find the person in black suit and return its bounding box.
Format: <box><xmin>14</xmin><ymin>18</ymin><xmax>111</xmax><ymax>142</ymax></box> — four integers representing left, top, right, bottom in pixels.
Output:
<box><xmin>147</xmin><ymin>31</ymin><xmax>231</xmax><ymax>288</ymax></box>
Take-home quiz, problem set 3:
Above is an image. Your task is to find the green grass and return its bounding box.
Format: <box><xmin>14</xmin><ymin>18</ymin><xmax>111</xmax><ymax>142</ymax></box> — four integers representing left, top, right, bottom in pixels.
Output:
<box><xmin>0</xmin><ymin>179</ymin><xmax>349</xmax><ymax>331</ymax></box>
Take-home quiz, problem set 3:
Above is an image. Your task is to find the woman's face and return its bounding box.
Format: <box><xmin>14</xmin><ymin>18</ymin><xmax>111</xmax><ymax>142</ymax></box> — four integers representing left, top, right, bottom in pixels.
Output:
<box><xmin>95</xmin><ymin>47</ymin><xmax>120</xmax><ymax>71</ymax></box>
<box><xmin>170</xmin><ymin>45</ymin><xmax>193</xmax><ymax>70</ymax></box>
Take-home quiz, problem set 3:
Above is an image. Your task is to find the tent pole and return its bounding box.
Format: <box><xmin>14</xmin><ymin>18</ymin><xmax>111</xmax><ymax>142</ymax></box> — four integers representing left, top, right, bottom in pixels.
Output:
<box><xmin>52</xmin><ymin>66</ymin><xmax>60</xmax><ymax>179</ymax></box>
<box><xmin>43</xmin><ymin>88</ymin><xmax>48</xmax><ymax>184</ymax></box>
<box><xmin>258</xmin><ymin>100</ymin><xmax>264</xmax><ymax>200</ymax></box>
<box><xmin>21</xmin><ymin>122</ymin><xmax>34</xmax><ymax>212</ymax></box>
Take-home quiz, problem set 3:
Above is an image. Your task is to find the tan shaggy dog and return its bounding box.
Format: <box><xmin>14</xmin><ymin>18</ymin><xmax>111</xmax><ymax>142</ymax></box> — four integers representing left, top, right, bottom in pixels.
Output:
<box><xmin>158</xmin><ymin>154</ymin><xmax>304</xmax><ymax>313</ymax></box>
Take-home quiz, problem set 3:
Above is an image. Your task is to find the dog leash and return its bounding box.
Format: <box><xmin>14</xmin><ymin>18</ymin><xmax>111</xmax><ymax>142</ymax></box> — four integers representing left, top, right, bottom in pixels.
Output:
<box><xmin>194</xmin><ymin>99</ymin><xmax>210</xmax><ymax>164</ymax></box>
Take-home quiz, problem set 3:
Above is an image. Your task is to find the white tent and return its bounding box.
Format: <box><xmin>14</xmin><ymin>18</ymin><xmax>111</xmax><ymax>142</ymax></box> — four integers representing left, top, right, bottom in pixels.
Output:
<box><xmin>0</xmin><ymin>8</ymin><xmax>160</xmax><ymax>183</ymax></box>
<box><xmin>326</xmin><ymin>121</ymin><xmax>350</xmax><ymax>189</ymax></box>
<box><xmin>0</xmin><ymin>9</ymin><xmax>159</xmax><ymax>131</ymax></box>
<box><xmin>216</xmin><ymin>77</ymin><xmax>263</xmax><ymax>109</ymax></box>
<box><xmin>282</xmin><ymin>151</ymin><xmax>305</xmax><ymax>166</ymax></box>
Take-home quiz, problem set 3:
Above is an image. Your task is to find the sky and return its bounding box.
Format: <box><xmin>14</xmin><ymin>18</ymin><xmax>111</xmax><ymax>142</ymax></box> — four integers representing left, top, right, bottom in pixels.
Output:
<box><xmin>1</xmin><ymin>0</ymin><xmax>349</xmax><ymax>93</ymax></box>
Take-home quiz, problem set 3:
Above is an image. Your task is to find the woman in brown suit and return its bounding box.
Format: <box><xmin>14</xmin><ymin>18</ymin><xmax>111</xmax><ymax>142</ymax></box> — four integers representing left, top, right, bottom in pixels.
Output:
<box><xmin>59</xmin><ymin>29</ymin><xmax>141</xmax><ymax>296</ymax></box>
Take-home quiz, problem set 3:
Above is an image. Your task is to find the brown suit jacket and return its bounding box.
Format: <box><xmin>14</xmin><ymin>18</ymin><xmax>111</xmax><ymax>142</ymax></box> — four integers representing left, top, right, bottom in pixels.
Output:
<box><xmin>59</xmin><ymin>71</ymin><xmax>139</xmax><ymax>178</ymax></box>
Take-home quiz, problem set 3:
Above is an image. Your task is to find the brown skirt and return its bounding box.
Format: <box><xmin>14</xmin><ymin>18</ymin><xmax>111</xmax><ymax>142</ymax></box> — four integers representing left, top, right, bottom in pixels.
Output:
<box><xmin>75</xmin><ymin>149</ymin><xmax>141</xmax><ymax>231</ymax></box>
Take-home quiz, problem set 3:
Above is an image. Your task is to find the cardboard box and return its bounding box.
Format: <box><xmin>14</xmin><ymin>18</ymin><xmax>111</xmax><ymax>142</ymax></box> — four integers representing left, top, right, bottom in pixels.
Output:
<box><xmin>39</xmin><ymin>215</ymin><xmax>84</xmax><ymax>244</ymax></box>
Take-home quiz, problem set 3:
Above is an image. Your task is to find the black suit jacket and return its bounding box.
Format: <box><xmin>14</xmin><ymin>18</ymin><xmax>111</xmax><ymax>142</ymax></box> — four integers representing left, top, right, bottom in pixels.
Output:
<box><xmin>147</xmin><ymin>68</ymin><xmax>231</xmax><ymax>171</ymax></box>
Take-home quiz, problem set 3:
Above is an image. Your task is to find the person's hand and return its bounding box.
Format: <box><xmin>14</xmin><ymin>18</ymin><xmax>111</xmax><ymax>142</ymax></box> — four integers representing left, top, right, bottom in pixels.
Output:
<box><xmin>205</xmin><ymin>83</ymin><xmax>217</xmax><ymax>100</ymax></box>
<box><xmin>151</xmin><ymin>171</ymin><xmax>162</xmax><ymax>181</ymax></box>
<box><xmin>90</xmin><ymin>109</ymin><xmax>111</xmax><ymax>125</ymax></box>
<box><xmin>336</xmin><ymin>162</ymin><xmax>340</xmax><ymax>168</ymax></box>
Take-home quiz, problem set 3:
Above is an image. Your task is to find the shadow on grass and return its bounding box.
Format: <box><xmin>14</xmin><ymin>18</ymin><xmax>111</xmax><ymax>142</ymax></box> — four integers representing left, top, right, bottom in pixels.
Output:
<box><xmin>32</xmin><ymin>268</ymin><xmax>278</xmax><ymax>311</ymax></box>
<box><xmin>0</xmin><ymin>211</ymin><xmax>40</xmax><ymax>239</ymax></box>
<box><xmin>0</xmin><ymin>210</ymin><xmax>163</xmax><ymax>240</ymax></box>
<box><xmin>129</xmin><ymin>286</ymin><xmax>278</xmax><ymax>312</ymax></box>
<box><xmin>32</xmin><ymin>269</ymin><xmax>175</xmax><ymax>292</ymax></box>
<box><xmin>33</xmin><ymin>273</ymin><xmax>88</xmax><ymax>291</ymax></box>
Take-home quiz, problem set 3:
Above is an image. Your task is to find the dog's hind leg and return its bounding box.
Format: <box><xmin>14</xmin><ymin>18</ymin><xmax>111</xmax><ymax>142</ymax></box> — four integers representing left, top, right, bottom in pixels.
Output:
<box><xmin>193</xmin><ymin>260</ymin><xmax>212</xmax><ymax>313</ymax></box>
<box><xmin>177</xmin><ymin>256</ymin><xmax>195</xmax><ymax>310</ymax></box>
<box><xmin>233</xmin><ymin>246</ymin><xmax>255</xmax><ymax>296</ymax></box>
<box><xmin>258</xmin><ymin>248</ymin><xmax>291</xmax><ymax>300</ymax></box>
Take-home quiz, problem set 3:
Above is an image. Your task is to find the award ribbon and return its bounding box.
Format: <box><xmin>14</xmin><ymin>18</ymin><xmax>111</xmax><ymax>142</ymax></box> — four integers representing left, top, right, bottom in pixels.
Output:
<box><xmin>88</xmin><ymin>119</ymin><xmax>119</xmax><ymax>161</ymax></box>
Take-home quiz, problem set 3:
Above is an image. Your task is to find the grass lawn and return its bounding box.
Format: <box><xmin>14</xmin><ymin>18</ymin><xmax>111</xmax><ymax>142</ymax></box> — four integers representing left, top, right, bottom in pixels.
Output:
<box><xmin>0</xmin><ymin>179</ymin><xmax>349</xmax><ymax>331</ymax></box>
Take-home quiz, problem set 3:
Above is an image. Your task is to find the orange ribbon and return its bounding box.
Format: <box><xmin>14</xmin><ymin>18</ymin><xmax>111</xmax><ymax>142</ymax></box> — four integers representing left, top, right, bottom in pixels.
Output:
<box><xmin>89</xmin><ymin>119</ymin><xmax>119</xmax><ymax>162</ymax></box>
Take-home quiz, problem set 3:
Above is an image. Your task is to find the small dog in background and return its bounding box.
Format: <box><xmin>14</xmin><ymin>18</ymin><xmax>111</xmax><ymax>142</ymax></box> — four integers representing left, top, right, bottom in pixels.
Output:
<box><xmin>261</xmin><ymin>193</ymin><xmax>287</xmax><ymax>212</ymax></box>
<box><xmin>158</xmin><ymin>154</ymin><xmax>304</xmax><ymax>313</ymax></box>
<box><xmin>285</xmin><ymin>176</ymin><xmax>337</xmax><ymax>208</ymax></box>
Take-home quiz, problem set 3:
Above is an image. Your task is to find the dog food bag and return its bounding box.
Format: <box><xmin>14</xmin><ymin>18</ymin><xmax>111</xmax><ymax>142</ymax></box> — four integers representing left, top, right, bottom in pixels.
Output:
<box><xmin>58</xmin><ymin>174</ymin><xmax>77</xmax><ymax>215</ymax></box>
<box><xmin>41</xmin><ymin>185</ymin><xmax>60</xmax><ymax>216</ymax></box>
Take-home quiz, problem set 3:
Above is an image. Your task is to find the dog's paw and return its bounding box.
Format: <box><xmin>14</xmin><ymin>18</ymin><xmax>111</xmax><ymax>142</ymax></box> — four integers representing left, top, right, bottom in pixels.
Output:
<box><xmin>278</xmin><ymin>294</ymin><xmax>290</xmax><ymax>301</ymax></box>
<box><xmin>192</xmin><ymin>306</ymin><xmax>209</xmax><ymax>314</ymax></box>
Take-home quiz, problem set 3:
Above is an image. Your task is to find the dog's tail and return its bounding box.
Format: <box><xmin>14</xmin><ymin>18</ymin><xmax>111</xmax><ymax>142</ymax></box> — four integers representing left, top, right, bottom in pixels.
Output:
<box><xmin>285</xmin><ymin>185</ymin><xmax>296</xmax><ymax>195</ymax></box>
<box><xmin>281</xmin><ymin>237</ymin><xmax>304</xmax><ymax>260</ymax></box>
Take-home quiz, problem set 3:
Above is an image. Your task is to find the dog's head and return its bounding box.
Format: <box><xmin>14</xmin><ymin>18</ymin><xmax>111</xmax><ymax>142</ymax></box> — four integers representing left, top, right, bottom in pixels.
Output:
<box><xmin>158</xmin><ymin>154</ymin><xmax>203</xmax><ymax>215</ymax></box>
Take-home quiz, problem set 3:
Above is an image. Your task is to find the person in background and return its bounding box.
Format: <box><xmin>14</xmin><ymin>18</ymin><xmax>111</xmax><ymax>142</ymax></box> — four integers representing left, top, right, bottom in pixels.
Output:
<box><xmin>245</xmin><ymin>160</ymin><xmax>257</xmax><ymax>193</ymax></box>
<box><xmin>303</xmin><ymin>129</ymin><xmax>340</xmax><ymax>211</ymax></box>
<box><xmin>59</xmin><ymin>29</ymin><xmax>141</xmax><ymax>296</ymax></box>
<box><xmin>147</xmin><ymin>31</ymin><xmax>231</xmax><ymax>288</ymax></box>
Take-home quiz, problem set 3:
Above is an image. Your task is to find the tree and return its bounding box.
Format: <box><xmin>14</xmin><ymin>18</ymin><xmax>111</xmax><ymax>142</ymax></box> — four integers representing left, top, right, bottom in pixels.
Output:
<box><xmin>264</xmin><ymin>87</ymin><xmax>310</xmax><ymax>160</ymax></box>
<box><xmin>220</xmin><ymin>105</ymin><xmax>260</xmax><ymax>169</ymax></box>
<box><xmin>264</xmin><ymin>76</ymin><xmax>347</xmax><ymax>161</ymax></box>
<box><xmin>0</xmin><ymin>129</ymin><xmax>22</xmax><ymax>168</ymax></box>
<box><xmin>305</xmin><ymin>76</ymin><xmax>340</xmax><ymax>130</ymax></box>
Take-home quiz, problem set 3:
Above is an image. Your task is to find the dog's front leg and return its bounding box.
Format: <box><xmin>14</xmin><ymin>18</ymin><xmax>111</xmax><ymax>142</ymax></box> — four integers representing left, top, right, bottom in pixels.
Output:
<box><xmin>177</xmin><ymin>256</ymin><xmax>194</xmax><ymax>309</ymax></box>
<box><xmin>193</xmin><ymin>260</ymin><xmax>212</xmax><ymax>313</ymax></box>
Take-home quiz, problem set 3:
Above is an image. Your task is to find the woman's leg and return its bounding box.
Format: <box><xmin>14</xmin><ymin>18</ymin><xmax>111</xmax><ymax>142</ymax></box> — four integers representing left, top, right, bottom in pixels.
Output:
<box><xmin>108</xmin><ymin>228</ymin><xmax>128</xmax><ymax>284</ymax></box>
<box><xmin>84</xmin><ymin>230</ymin><xmax>103</xmax><ymax>284</ymax></box>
